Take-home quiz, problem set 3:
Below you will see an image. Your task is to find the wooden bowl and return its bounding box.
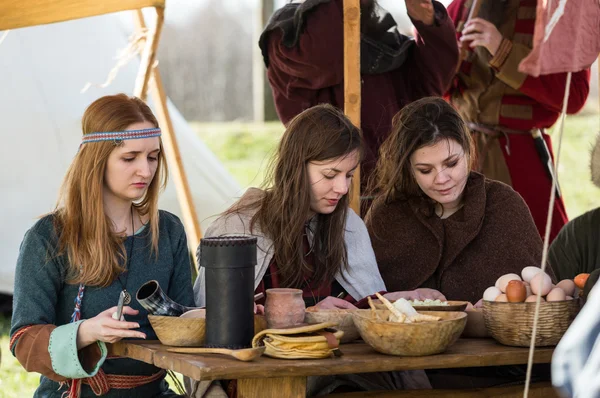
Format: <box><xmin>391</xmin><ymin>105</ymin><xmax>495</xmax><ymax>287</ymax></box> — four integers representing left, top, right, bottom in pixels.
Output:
<box><xmin>482</xmin><ymin>299</ymin><xmax>580</xmax><ymax>347</ymax></box>
<box><xmin>149</xmin><ymin>312</ymin><xmax>268</xmax><ymax>347</ymax></box>
<box><xmin>304</xmin><ymin>309</ymin><xmax>360</xmax><ymax>343</ymax></box>
<box><xmin>374</xmin><ymin>300</ymin><xmax>469</xmax><ymax>312</ymax></box>
<box><xmin>351</xmin><ymin>310</ymin><xmax>467</xmax><ymax>356</ymax></box>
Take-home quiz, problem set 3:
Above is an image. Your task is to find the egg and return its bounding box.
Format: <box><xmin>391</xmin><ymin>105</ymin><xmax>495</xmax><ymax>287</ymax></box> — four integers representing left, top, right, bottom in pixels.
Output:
<box><xmin>495</xmin><ymin>294</ymin><xmax>508</xmax><ymax>302</ymax></box>
<box><xmin>521</xmin><ymin>266</ymin><xmax>543</xmax><ymax>283</ymax></box>
<box><xmin>556</xmin><ymin>279</ymin><xmax>576</xmax><ymax>296</ymax></box>
<box><xmin>495</xmin><ymin>273</ymin><xmax>522</xmax><ymax>293</ymax></box>
<box><xmin>525</xmin><ymin>295</ymin><xmax>545</xmax><ymax>302</ymax></box>
<box><xmin>546</xmin><ymin>287</ymin><xmax>567</xmax><ymax>302</ymax></box>
<box><xmin>505</xmin><ymin>280</ymin><xmax>527</xmax><ymax>303</ymax></box>
<box><xmin>523</xmin><ymin>282</ymin><xmax>532</xmax><ymax>297</ymax></box>
<box><xmin>530</xmin><ymin>272</ymin><xmax>552</xmax><ymax>296</ymax></box>
<box><xmin>483</xmin><ymin>286</ymin><xmax>502</xmax><ymax>302</ymax></box>
<box><xmin>566</xmin><ymin>296</ymin><xmax>573</xmax><ymax>300</ymax></box>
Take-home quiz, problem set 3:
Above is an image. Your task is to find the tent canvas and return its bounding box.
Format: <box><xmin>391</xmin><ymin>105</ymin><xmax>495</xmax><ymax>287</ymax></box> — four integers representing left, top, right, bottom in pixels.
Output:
<box><xmin>0</xmin><ymin>14</ymin><xmax>241</xmax><ymax>294</ymax></box>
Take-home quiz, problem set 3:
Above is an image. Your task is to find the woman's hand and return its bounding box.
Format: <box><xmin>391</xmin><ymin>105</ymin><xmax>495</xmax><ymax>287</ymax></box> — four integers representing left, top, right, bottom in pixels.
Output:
<box><xmin>383</xmin><ymin>290</ymin><xmax>422</xmax><ymax>302</ymax></box>
<box><xmin>314</xmin><ymin>296</ymin><xmax>358</xmax><ymax>310</ymax></box>
<box><xmin>460</xmin><ymin>18</ymin><xmax>503</xmax><ymax>56</ymax></box>
<box><xmin>77</xmin><ymin>307</ymin><xmax>146</xmax><ymax>349</ymax></box>
<box><xmin>405</xmin><ymin>0</ymin><xmax>435</xmax><ymax>26</ymax></box>
<box><xmin>383</xmin><ymin>288</ymin><xmax>445</xmax><ymax>302</ymax></box>
<box><xmin>254</xmin><ymin>303</ymin><xmax>265</xmax><ymax>315</ymax></box>
<box><xmin>414</xmin><ymin>288</ymin><xmax>446</xmax><ymax>301</ymax></box>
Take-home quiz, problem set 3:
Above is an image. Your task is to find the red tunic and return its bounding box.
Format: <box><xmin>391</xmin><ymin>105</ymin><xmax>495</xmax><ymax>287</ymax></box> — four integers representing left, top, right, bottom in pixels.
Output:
<box><xmin>262</xmin><ymin>0</ymin><xmax>459</xmax><ymax>187</ymax></box>
<box><xmin>446</xmin><ymin>0</ymin><xmax>591</xmax><ymax>242</ymax></box>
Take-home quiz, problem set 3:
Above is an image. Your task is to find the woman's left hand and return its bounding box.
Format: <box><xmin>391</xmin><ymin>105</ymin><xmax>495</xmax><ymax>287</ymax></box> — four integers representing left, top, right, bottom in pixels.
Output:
<box><xmin>460</xmin><ymin>18</ymin><xmax>503</xmax><ymax>56</ymax></box>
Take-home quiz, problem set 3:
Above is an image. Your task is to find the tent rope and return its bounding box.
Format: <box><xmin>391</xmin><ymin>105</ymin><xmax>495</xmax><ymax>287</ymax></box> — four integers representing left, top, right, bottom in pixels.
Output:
<box><xmin>81</xmin><ymin>29</ymin><xmax>150</xmax><ymax>93</ymax></box>
<box><xmin>523</xmin><ymin>71</ymin><xmax>572</xmax><ymax>398</ymax></box>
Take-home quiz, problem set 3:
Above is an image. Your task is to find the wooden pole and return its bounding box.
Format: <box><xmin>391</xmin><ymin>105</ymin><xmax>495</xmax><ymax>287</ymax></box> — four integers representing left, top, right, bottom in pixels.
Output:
<box><xmin>0</xmin><ymin>0</ymin><xmax>165</xmax><ymax>30</ymax></box>
<box><xmin>134</xmin><ymin>10</ymin><xmax>203</xmax><ymax>251</ymax></box>
<box><xmin>253</xmin><ymin>0</ymin><xmax>276</xmax><ymax>122</ymax></box>
<box><xmin>134</xmin><ymin>7</ymin><xmax>164</xmax><ymax>101</ymax></box>
<box><xmin>343</xmin><ymin>0</ymin><xmax>361</xmax><ymax>214</ymax></box>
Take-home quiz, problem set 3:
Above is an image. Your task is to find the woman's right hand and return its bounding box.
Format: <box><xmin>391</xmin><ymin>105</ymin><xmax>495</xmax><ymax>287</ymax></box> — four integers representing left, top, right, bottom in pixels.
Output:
<box><xmin>314</xmin><ymin>296</ymin><xmax>358</xmax><ymax>310</ymax></box>
<box><xmin>77</xmin><ymin>307</ymin><xmax>146</xmax><ymax>349</ymax></box>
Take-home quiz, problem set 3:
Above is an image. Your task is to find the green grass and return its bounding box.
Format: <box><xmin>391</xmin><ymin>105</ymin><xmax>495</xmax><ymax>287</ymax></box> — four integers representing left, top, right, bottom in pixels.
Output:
<box><xmin>2</xmin><ymin>114</ymin><xmax>598</xmax><ymax>396</ymax></box>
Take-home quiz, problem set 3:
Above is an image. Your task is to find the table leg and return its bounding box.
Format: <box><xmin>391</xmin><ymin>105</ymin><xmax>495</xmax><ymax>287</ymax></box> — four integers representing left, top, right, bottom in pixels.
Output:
<box><xmin>237</xmin><ymin>376</ymin><xmax>307</xmax><ymax>398</ymax></box>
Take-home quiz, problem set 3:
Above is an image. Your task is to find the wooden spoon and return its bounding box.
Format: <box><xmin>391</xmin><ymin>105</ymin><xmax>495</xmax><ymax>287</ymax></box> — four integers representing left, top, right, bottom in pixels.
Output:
<box><xmin>166</xmin><ymin>346</ymin><xmax>265</xmax><ymax>361</ymax></box>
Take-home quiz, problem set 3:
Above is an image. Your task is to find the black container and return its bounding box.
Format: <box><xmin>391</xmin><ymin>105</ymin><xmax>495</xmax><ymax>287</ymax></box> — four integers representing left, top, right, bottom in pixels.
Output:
<box><xmin>199</xmin><ymin>236</ymin><xmax>257</xmax><ymax>349</ymax></box>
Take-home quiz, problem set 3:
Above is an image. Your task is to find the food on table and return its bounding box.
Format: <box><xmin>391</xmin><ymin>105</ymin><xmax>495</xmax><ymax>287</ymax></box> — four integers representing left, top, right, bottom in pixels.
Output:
<box><xmin>495</xmin><ymin>273</ymin><xmax>521</xmax><ymax>293</ymax></box>
<box><xmin>546</xmin><ymin>287</ymin><xmax>567</xmax><ymax>302</ymax></box>
<box><xmin>484</xmin><ymin>267</ymin><xmax>577</xmax><ymax>303</ymax></box>
<box><xmin>556</xmin><ymin>279</ymin><xmax>576</xmax><ymax>297</ymax></box>
<box><xmin>408</xmin><ymin>299</ymin><xmax>448</xmax><ymax>306</ymax></box>
<box><xmin>521</xmin><ymin>266</ymin><xmax>543</xmax><ymax>283</ymax></box>
<box><xmin>495</xmin><ymin>294</ymin><xmax>508</xmax><ymax>302</ymax></box>
<box><xmin>505</xmin><ymin>280</ymin><xmax>527</xmax><ymax>303</ymax></box>
<box><xmin>530</xmin><ymin>272</ymin><xmax>552</xmax><ymax>296</ymax></box>
<box><xmin>525</xmin><ymin>295</ymin><xmax>545</xmax><ymax>302</ymax></box>
<box><xmin>574</xmin><ymin>273</ymin><xmax>590</xmax><ymax>289</ymax></box>
<box><xmin>375</xmin><ymin>293</ymin><xmax>441</xmax><ymax>324</ymax></box>
<box><xmin>483</xmin><ymin>286</ymin><xmax>502</xmax><ymax>302</ymax></box>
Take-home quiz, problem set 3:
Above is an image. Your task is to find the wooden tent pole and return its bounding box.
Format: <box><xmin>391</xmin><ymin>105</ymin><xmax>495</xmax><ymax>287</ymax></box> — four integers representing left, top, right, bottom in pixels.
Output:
<box><xmin>343</xmin><ymin>0</ymin><xmax>361</xmax><ymax>214</ymax></box>
<box><xmin>0</xmin><ymin>0</ymin><xmax>165</xmax><ymax>30</ymax></box>
<box><xmin>134</xmin><ymin>10</ymin><xmax>203</xmax><ymax>250</ymax></box>
<box><xmin>134</xmin><ymin>7</ymin><xmax>164</xmax><ymax>101</ymax></box>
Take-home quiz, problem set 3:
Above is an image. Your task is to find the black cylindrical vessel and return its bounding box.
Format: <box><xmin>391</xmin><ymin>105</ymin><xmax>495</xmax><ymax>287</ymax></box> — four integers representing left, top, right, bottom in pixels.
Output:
<box><xmin>199</xmin><ymin>236</ymin><xmax>256</xmax><ymax>349</ymax></box>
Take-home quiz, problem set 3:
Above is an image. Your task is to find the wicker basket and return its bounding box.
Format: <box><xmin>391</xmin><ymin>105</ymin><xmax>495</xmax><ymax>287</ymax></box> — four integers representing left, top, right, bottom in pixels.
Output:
<box><xmin>149</xmin><ymin>313</ymin><xmax>267</xmax><ymax>347</ymax></box>
<box><xmin>482</xmin><ymin>299</ymin><xmax>580</xmax><ymax>347</ymax></box>
<box><xmin>351</xmin><ymin>310</ymin><xmax>466</xmax><ymax>356</ymax></box>
<box><xmin>304</xmin><ymin>309</ymin><xmax>360</xmax><ymax>343</ymax></box>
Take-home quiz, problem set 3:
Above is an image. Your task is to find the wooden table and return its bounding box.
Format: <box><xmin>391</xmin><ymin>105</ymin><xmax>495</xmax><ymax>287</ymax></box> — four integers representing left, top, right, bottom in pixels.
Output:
<box><xmin>109</xmin><ymin>339</ymin><xmax>556</xmax><ymax>397</ymax></box>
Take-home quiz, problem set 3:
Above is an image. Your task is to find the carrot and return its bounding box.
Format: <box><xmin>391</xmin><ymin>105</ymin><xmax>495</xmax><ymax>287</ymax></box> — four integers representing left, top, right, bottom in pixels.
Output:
<box><xmin>574</xmin><ymin>273</ymin><xmax>590</xmax><ymax>289</ymax></box>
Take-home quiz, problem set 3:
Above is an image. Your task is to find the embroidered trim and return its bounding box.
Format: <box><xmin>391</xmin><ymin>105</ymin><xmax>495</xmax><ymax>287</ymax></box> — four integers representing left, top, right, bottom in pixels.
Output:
<box><xmin>81</xmin><ymin>128</ymin><xmax>161</xmax><ymax>145</ymax></box>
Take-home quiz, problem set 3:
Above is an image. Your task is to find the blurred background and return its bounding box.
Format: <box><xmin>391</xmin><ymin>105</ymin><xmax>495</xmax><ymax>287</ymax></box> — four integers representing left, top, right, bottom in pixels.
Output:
<box><xmin>1</xmin><ymin>0</ymin><xmax>598</xmax><ymax>395</ymax></box>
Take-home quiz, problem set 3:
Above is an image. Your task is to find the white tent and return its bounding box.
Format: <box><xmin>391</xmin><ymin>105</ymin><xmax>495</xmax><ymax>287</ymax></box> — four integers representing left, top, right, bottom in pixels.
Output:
<box><xmin>0</xmin><ymin>14</ymin><xmax>242</xmax><ymax>294</ymax></box>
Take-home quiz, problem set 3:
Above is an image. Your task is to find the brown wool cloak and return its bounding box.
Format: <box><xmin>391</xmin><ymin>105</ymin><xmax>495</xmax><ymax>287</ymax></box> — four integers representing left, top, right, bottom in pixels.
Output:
<box><xmin>366</xmin><ymin>172</ymin><xmax>554</xmax><ymax>304</ymax></box>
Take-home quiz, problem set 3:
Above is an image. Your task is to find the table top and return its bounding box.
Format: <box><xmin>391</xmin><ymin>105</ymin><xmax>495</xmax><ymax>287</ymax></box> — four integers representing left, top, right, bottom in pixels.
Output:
<box><xmin>109</xmin><ymin>338</ymin><xmax>555</xmax><ymax>381</ymax></box>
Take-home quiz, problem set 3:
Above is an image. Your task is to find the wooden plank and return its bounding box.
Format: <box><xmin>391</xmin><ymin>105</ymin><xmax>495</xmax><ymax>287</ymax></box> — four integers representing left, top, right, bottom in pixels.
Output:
<box><xmin>238</xmin><ymin>376</ymin><xmax>307</xmax><ymax>398</ymax></box>
<box><xmin>110</xmin><ymin>339</ymin><xmax>555</xmax><ymax>382</ymax></box>
<box><xmin>133</xmin><ymin>12</ymin><xmax>203</xmax><ymax>249</ymax></box>
<box><xmin>134</xmin><ymin>8</ymin><xmax>164</xmax><ymax>101</ymax></box>
<box><xmin>0</xmin><ymin>0</ymin><xmax>164</xmax><ymax>30</ymax></box>
<box><xmin>343</xmin><ymin>0</ymin><xmax>361</xmax><ymax>214</ymax></box>
<box><xmin>326</xmin><ymin>382</ymin><xmax>558</xmax><ymax>397</ymax></box>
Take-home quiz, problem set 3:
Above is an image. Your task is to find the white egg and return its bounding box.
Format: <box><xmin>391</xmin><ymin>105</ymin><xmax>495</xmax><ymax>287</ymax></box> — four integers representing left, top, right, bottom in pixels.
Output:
<box><xmin>483</xmin><ymin>286</ymin><xmax>502</xmax><ymax>302</ymax></box>
<box><xmin>525</xmin><ymin>295</ymin><xmax>545</xmax><ymax>302</ymax></box>
<box><xmin>547</xmin><ymin>287</ymin><xmax>567</xmax><ymax>302</ymax></box>
<box><xmin>495</xmin><ymin>273</ymin><xmax>522</xmax><ymax>293</ymax></box>
<box><xmin>556</xmin><ymin>279</ymin><xmax>576</xmax><ymax>297</ymax></box>
<box><xmin>530</xmin><ymin>272</ymin><xmax>552</xmax><ymax>296</ymax></box>
<box><xmin>521</xmin><ymin>266</ymin><xmax>543</xmax><ymax>283</ymax></box>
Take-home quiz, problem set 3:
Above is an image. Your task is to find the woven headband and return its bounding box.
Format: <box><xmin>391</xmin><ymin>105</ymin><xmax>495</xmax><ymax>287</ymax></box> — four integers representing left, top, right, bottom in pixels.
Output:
<box><xmin>81</xmin><ymin>128</ymin><xmax>161</xmax><ymax>145</ymax></box>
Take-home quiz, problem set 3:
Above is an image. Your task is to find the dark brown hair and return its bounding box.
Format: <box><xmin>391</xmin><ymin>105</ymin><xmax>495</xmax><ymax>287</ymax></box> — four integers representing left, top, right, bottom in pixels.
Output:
<box><xmin>373</xmin><ymin>97</ymin><xmax>473</xmax><ymax>204</ymax></box>
<box><xmin>229</xmin><ymin>104</ymin><xmax>363</xmax><ymax>288</ymax></box>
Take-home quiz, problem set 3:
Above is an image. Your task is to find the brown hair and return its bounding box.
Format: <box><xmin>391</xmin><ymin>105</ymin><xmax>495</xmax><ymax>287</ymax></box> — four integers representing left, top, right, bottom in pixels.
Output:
<box><xmin>373</xmin><ymin>97</ymin><xmax>473</xmax><ymax>204</ymax></box>
<box><xmin>55</xmin><ymin>94</ymin><xmax>168</xmax><ymax>287</ymax></box>
<box><xmin>229</xmin><ymin>104</ymin><xmax>363</xmax><ymax>289</ymax></box>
